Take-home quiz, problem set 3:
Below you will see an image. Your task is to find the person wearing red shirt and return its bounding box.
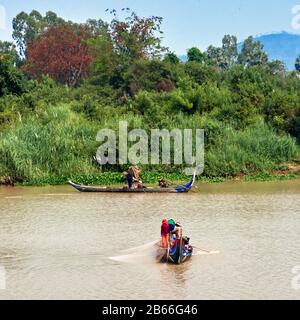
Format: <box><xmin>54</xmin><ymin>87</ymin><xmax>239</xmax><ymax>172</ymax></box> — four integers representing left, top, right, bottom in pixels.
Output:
<box><xmin>161</xmin><ymin>219</ymin><xmax>170</xmax><ymax>248</ymax></box>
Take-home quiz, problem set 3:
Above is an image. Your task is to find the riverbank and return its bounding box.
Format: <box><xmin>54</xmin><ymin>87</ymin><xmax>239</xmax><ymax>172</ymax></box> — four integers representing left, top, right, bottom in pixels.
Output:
<box><xmin>1</xmin><ymin>167</ymin><xmax>298</xmax><ymax>187</ymax></box>
<box><xmin>1</xmin><ymin>103</ymin><xmax>300</xmax><ymax>187</ymax></box>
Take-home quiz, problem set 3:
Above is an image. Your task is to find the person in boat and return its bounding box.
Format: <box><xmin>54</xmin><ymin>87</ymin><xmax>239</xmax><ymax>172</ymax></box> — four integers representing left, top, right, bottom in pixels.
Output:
<box><xmin>182</xmin><ymin>236</ymin><xmax>192</xmax><ymax>253</ymax></box>
<box><xmin>158</xmin><ymin>178</ymin><xmax>169</xmax><ymax>188</ymax></box>
<box><xmin>161</xmin><ymin>218</ymin><xmax>170</xmax><ymax>249</ymax></box>
<box><xmin>168</xmin><ymin>219</ymin><xmax>176</xmax><ymax>233</ymax></box>
<box><xmin>171</xmin><ymin>222</ymin><xmax>183</xmax><ymax>242</ymax></box>
<box><xmin>123</xmin><ymin>171</ymin><xmax>133</xmax><ymax>189</ymax></box>
<box><xmin>123</xmin><ymin>166</ymin><xmax>142</xmax><ymax>189</ymax></box>
<box><xmin>170</xmin><ymin>222</ymin><xmax>191</xmax><ymax>256</ymax></box>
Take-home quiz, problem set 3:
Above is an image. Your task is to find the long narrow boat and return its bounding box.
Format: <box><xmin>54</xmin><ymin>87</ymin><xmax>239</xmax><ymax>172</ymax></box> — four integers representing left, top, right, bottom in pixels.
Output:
<box><xmin>69</xmin><ymin>174</ymin><xmax>196</xmax><ymax>194</ymax></box>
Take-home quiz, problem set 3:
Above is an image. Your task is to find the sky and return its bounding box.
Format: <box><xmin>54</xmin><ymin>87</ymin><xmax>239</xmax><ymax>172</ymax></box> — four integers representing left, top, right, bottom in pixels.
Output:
<box><xmin>0</xmin><ymin>0</ymin><xmax>299</xmax><ymax>54</ymax></box>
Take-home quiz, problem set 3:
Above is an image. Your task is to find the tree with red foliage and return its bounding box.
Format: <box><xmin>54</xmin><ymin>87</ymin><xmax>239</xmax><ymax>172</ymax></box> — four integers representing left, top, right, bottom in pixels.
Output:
<box><xmin>23</xmin><ymin>24</ymin><xmax>92</xmax><ymax>87</ymax></box>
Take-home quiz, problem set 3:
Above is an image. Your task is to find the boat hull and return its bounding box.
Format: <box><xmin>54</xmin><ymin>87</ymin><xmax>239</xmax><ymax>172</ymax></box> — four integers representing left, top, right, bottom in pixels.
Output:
<box><xmin>157</xmin><ymin>239</ymin><xmax>193</xmax><ymax>264</ymax></box>
<box><xmin>69</xmin><ymin>180</ymin><xmax>192</xmax><ymax>193</ymax></box>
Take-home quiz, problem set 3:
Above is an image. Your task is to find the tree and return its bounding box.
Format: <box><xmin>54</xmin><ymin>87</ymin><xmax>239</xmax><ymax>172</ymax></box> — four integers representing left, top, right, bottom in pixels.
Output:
<box><xmin>295</xmin><ymin>54</ymin><xmax>300</xmax><ymax>72</ymax></box>
<box><xmin>221</xmin><ymin>35</ymin><xmax>238</xmax><ymax>69</ymax></box>
<box><xmin>0</xmin><ymin>41</ymin><xmax>20</xmax><ymax>66</ymax></box>
<box><xmin>187</xmin><ymin>47</ymin><xmax>205</xmax><ymax>63</ymax></box>
<box><xmin>238</xmin><ymin>36</ymin><xmax>268</xmax><ymax>67</ymax></box>
<box><xmin>88</xmin><ymin>10</ymin><xmax>167</xmax><ymax>89</ymax></box>
<box><xmin>12</xmin><ymin>10</ymin><xmax>65</xmax><ymax>57</ymax></box>
<box><xmin>206</xmin><ymin>45</ymin><xmax>223</xmax><ymax>67</ymax></box>
<box><xmin>0</xmin><ymin>55</ymin><xmax>26</xmax><ymax>97</ymax></box>
<box><xmin>88</xmin><ymin>31</ymin><xmax>120</xmax><ymax>87</ymax></box>
<box><xmin>23</xmin><ymin>25</ymin><xmax>93</xmax><ymax>87</ymax></box>
<box><xmin>110</xmin><ymin>10</ymin><xmax>166</xmax><ymax>61</ymax></box>
<box><xmin>266</xmin><ymin>60</ymin><xmax>286</xmax><ymax>76</ymax></box>
<box><xmin>203</xmin><ymin>35</ymin><xmax>238</xmax><ymax>70</ymax></box>
<box><xmin>85</xmin><ymin>19</ymin><xmax>109</xmax><ymax>37</ymax></box>
<box><xmin>164</xmin><ymin>52</ymin><xmax>180</xmax><ymax>65</ymax></box>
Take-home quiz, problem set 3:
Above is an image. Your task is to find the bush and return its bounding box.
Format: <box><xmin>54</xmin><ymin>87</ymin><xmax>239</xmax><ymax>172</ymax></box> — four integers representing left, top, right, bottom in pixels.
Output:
<box><xmin>264</xmin><ymin>90</ymin><xmax>299</xmax><ymax>135</ymax></box>
<box><xmin>205</xmin><ymin>120</ymin><xmax>300</xmax><ymax>177</ymax></box>
<box><xmin>0</xmin><ymin>55</ymin><xmax>27</xmax><ymax>97</ymax></box>
<box><xmin>184</xmin><ymin>61</ymin><xmax>220</xmax><ymax>84</ymax></box>
<box><xmin>124</xmin><ymin>59</ymin><xmax>178</xmax><ymax>95</ymax></box>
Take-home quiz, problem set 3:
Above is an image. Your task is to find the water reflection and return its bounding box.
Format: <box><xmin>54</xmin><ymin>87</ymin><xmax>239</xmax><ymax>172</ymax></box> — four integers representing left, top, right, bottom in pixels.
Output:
<box><xmin>159</xmin><ymin>261</ymin><xmax>192</xmax><ymax>289</ymax></box>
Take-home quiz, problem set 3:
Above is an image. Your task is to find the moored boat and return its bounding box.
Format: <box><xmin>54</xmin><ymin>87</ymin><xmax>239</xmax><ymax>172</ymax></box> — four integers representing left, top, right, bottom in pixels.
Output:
<box><xmin>69</xmin><ymin>174</ymin><xmax>195</xmax><ymax>194</ymax></box>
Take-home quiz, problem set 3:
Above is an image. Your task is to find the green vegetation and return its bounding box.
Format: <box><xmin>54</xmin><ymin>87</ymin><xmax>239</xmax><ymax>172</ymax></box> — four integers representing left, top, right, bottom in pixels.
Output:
<box><xmin>0</xmin><ymin>9</ymin><xmax>300</xmax><ymax>186</ymax></box>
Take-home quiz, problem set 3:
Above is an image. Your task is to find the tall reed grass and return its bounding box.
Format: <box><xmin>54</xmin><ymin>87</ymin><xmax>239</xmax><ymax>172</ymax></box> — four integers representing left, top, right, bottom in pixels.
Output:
<box><xmin>0</xmin><ymin>104</ymin><xmax>299</xmax><ymax>184</ymax></box>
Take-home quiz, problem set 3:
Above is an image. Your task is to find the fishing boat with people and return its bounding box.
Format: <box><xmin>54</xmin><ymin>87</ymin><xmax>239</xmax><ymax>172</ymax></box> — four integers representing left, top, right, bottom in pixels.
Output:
<box><xmin>69</xmin><ymin>166</ymin><xmax>196</xmax><ymax>194</ymax></box>
<box><xmin>157</xmin><ymin>236</ymin><xmax>193</xmax><ymax>264</ymax></box>
<box><xmin>69</xmin><ymin>178</ymin><xmax>195</xmax><ymax>193</ymax></box>
<box><xmin>157</xmin><ymin>219</ymin><xmax>193</xmax><ymax>264</ymax></box>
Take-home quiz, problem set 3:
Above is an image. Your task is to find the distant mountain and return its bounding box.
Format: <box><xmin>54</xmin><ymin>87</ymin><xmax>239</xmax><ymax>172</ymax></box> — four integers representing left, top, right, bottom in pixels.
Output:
<box><xmin>179</xmin><ymin>32</ymin><xmax>300</xmax><ymax>71</ymax></box>
<box><xmin>179</xmin><ymin>55</ymin><xmax>188</xmax><ymax>62</ymax></box>
<box><xmin>246</xmin><ymin>32</ymin><xmax>300</xmax><ymax>70</ymax></box>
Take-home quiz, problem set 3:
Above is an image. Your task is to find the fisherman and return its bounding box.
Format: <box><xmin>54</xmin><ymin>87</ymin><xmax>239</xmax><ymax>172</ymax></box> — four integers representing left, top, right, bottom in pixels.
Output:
<box><xmin>168</xmin><ymin>218</ymin><xmax>176</xmax><ymax>232</ymax></box>
<box><xmin>171</xmin><ymin>222</ymin><xmax>183</xmax><ymax>241</ymax></box>
<box><xmin>123</xmin><ymin>166</ymin><xmax>142</xmax><ymax>189</ymax></box>
<box><xmin>182</xmin><ymin>236</ymin><xmax>192</xmax><ymax>254</ymax></box>
<box><xmin>161</xmin><ymin>219</ymin><xmax>170</xmax><ymax>249</ymax></box>
<box><xmin>123</xmin><ymin>171</ymin><xmax>132</xmax><ymax>189</ymax></box>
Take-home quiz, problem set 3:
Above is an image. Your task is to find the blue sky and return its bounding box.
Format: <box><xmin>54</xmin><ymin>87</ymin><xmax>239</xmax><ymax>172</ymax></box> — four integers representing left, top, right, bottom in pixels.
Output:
<box><xmin>0</xmin><ymin>0</ymin><xmax>299</xmax><ymax>54</ymax></box>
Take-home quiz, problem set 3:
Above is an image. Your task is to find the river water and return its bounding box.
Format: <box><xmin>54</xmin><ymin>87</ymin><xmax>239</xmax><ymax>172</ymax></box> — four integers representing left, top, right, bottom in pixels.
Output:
<box><xmin>0</xmin><ymin>180</ymin><xmax>300</xmax><ymax>300</ymax></box>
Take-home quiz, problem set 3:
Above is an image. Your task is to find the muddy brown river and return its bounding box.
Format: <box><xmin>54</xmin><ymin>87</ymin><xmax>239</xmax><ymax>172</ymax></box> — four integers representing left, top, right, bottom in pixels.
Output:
<box><xmin>0</xmin><ymin>179</ymin><xmax>300</xmax><ymax>300</ymax></box>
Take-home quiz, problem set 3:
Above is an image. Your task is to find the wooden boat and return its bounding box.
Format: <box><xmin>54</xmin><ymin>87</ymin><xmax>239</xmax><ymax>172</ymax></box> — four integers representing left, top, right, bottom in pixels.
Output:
<box><xmin>157</xmin><ymin>236</ymin><xmax>193</xmax><ymax>264</ymax></box>
<box><xmin>69</xmin><ymin>174</ymin><xmax>195</xmax><ymax>194</ymax></box>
